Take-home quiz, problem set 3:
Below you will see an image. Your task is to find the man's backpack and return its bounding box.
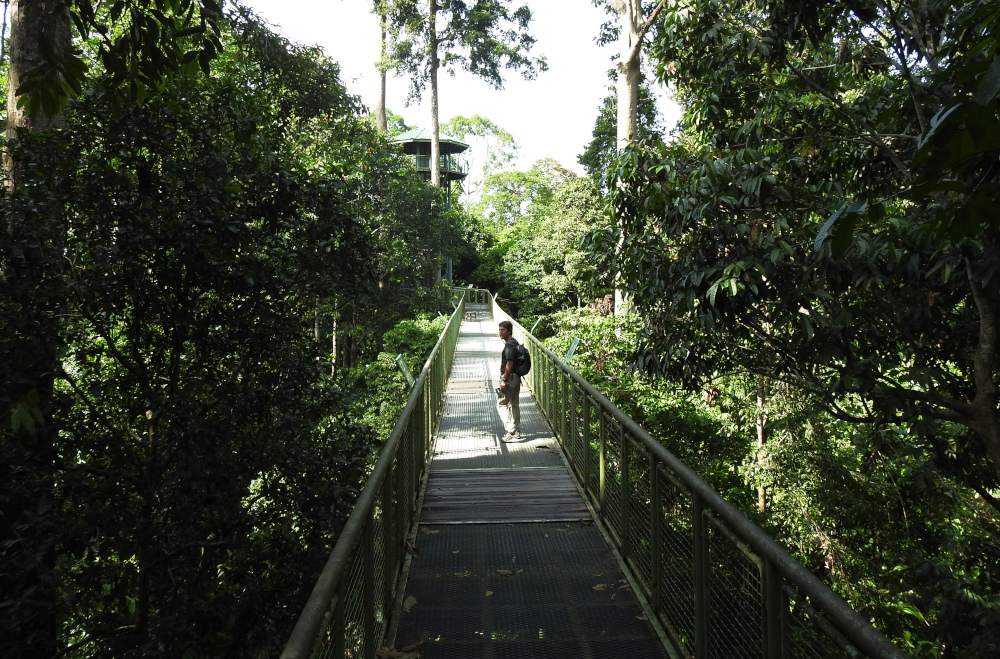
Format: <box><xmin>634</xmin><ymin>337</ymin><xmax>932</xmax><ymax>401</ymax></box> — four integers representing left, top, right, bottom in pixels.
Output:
<box><xmin>515</xmin><ymin>343</ymin><xmax>531</xmax><ymax>376</ymax></box>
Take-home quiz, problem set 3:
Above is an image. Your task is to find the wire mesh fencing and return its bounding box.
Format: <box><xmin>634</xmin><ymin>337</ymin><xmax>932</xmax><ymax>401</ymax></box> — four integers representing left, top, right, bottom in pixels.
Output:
<box><xmin>280</xmin><ymin>290</ymin><xmax>469</xmax><ymax>659</ymax></box>
<box><xmin>491</xmin><ymin>298</ymin><xmax>907</xmax><ymax>659</ymax></box>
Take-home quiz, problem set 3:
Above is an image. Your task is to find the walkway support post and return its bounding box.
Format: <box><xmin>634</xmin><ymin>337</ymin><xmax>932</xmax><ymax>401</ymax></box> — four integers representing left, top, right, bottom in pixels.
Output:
<box><xmin>693</xmin><ymin>494</ymin><xmax>709</xmax><ymax>659</ymax></box>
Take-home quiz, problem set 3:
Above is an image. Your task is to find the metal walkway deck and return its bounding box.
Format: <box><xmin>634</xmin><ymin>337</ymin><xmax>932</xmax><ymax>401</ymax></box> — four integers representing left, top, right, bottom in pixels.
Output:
<box><xmin>392</xmin><ymin>303</ymin><xmax>672</xmax><ymax>658</ymax></box>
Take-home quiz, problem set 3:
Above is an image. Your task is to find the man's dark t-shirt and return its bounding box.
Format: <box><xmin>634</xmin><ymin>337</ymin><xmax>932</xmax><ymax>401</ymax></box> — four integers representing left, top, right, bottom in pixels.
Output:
<box><xmin>500</xmin><ymin>338</ymin><xmax>519</xmax><ymax>376</ymax></box>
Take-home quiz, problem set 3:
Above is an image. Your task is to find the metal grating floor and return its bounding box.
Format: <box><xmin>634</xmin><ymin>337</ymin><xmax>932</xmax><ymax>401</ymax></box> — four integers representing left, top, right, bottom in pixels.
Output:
<box><xmin>391</xmin><ymin>306</ymin><xmax>672</xmax><ymax>658</ymax></box>
<box><xmin>396</xmin><ymin>523</ymin><xmax>671</xmax><ymax>658</ymax></box>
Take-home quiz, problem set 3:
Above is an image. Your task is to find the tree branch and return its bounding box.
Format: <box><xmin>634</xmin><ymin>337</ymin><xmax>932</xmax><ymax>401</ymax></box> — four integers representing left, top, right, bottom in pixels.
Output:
<box><xmin>626</xmin><ymin>0</ymin><xmax>666</xmax><ymax>64</ymax></box>
<box><xmin>784</xmin><ymin>57</ymin><xmax>911</xmax><ymax>178</ymax></box>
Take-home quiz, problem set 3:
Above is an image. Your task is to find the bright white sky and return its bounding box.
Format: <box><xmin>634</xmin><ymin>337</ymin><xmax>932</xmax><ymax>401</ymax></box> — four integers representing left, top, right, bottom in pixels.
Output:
<box><xmin>238</xmin><ymin>0</ymin><xmax>680</xmax><ymax>175</ymax></box>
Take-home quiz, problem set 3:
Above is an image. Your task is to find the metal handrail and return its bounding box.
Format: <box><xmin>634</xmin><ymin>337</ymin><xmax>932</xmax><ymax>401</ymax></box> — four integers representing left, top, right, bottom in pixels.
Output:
<box><xmin>491</xmin><ymin>297</ymin><xmax>907</xmax><ymax>659</ymax></box>
<box><xmin>411</xmin><ymin>154</ymin><xmax>465</xmax><ymax>175</ymax></box>
<box><xmin>451</xmin><ymin>286</ymin><xmax>491</xmax><ymax>305</ymax></box>
<box><xmin>280</xmin><ymin>292</ymin><xmax>466</xmax><ymax>659</ymax></box>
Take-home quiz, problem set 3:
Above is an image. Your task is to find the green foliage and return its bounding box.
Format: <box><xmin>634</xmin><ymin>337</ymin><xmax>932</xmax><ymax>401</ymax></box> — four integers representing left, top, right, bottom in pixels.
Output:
<box><xmin>18</xmin><ymin>0</ymin><xmax>226</xmax><ymax>117</ymax></box>
<box><xmin>474</xmin><ymin>166</ymin><xmax>612</xmax><ymax>323</ymax></box>
<box><xmin>0</xmin><ymin>8</ymin><xmax>450</xmax><ymax>657</ymax></box>
<box><xmin>337</xmin><ymin>314</ymin><xmax>449</xmax><ymax>444</ymax></box>
<box><xmin>388</xmin><ymin>0</ymin><xmax>547</xmax><ymax>101</ymax></box>
<box><xmin>578</xmin><ymin>81</ymin><xmax>662</xmax><ymax>192</ymax></box>
<box><xmin>383</xmin><ymin>314</ymin><xmax>449</xmax><ymax>373</ymax></box>
<box><xmin>582</xmin><ymin>0</ymin><xmax>1000</xmax><ymax>652</ymax></box>
<box><xmin>443</xmin><ymin>114</ymin><xmax>518</xmax><ymax>202</ymax></box>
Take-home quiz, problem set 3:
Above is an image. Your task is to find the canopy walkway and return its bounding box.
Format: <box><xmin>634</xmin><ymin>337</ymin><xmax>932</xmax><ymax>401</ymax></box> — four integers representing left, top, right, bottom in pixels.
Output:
<box><xmin>279</xmin><ymin>290</ymin><xmax>908</xmax><ymax>659</ymax></box>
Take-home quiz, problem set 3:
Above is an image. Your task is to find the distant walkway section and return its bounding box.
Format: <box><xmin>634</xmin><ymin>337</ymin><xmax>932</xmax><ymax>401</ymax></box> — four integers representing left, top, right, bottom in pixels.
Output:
<box><xmin>393</xmin><ymin>303</ymin><xmax>673</xmax><ymax>658</ymax></box>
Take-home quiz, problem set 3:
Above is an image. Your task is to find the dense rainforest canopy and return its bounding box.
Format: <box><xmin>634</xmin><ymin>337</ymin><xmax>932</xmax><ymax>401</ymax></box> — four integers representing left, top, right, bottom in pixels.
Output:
<box><xmin>1</xmin><ymin>0</ymin><xmax>998</xmax><ymax>657</ymax></box>
<box><xmin>579</xmin><ymin>0</ymin><xmax>1000</xmax><ymax>655</ymax></box>
<box><xmin>0</xmin><ymin>4</ymin><xmax>462</xmax><ymax>656</ymax></box>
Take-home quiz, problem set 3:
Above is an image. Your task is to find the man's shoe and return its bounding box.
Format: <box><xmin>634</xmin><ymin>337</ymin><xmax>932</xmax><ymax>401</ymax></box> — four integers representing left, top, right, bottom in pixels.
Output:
<box><xmin>501</xmin><ymin>432</ymin><xmax>516</xmax><ymax>443</ymax></box>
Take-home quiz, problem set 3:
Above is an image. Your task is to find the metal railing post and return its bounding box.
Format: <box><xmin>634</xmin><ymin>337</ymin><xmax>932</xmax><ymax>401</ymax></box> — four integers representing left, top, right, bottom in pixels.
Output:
<box><xmin>332</xmin><ymin>576</ymin><xmax>346</xmax><ymax>658</ymax></box>
<box><xmin>382</xmin><ymin>460</ymin><xmax>397</xmax><ymax>622</ymax></box>
<box><xmin>599</xmin><ymin>409</ymin><xmax>607</xmax><ymax>517</ymax></box>
<box><xmin>569</xmin><ymin>382</ymin><xmax>579</xmax><ymax>467</ymax></box>
<box><xmin>693</xmin><ymin>494</ymin><xmax>710</xmax><ymax>659</ymax></box>
<box><xmin>620</xmin><ymin>429</ymin><xmax>630</xmax><ymax>559</ymax></box>
<box><xmin>548</xmin><ymin>353</ymin><xmax>554</xmax><ymax>419</ymax></box>
<box><xmin>363</xmin><ymin>516</ymin><xmax>375</xmax><ymax>657</ymax></box>
<box><xmin>765</xmin><ymin>558</ymin><xmax>786</xmax><ymax>659</ymax></box>
<box><xmin>560</xmin><ymin>371</ymin><xmax>568</xmax><ymax>443</ymax></box>
<box><xmin>650</xmin><ymin>459</ymin><xmax>661</xmax><ymax>611</ymax></box>
<box><xmin>582</xmin><ymin>395</ymin><xmax>591</xmax><ymax>493</ymax></box>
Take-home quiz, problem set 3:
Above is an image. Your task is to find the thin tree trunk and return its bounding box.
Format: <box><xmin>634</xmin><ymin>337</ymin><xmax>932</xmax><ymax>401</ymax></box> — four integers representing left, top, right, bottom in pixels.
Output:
<box><xmin>967</xmin><ymin>242</ymin><xmax>1000</xmax><ymax>482</ymax></box>
<box><xmin>376</xmin><ymin>7</ymin><xmax>388</xmax><ymax>132</ymax></box>
<box><xmin>613</xmin><ymin>1</ymin><xmax>641</xmax><ymax>314</ymax></box>
<box><xmin>429</xmin><ymin>0</ymin><xmax>440</xmax><ymax>187</ymax></box>
<box><xmin>756</xmin><ymin>377</ymin><xmax>770</xmax><ymax>524</ymax></box>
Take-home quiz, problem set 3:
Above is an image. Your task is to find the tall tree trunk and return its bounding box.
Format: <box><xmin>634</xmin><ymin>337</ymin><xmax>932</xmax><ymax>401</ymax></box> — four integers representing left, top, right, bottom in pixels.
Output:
<box><xmin>376</xmin><ymin>6</ymin><xmax>388</xmax><ymax>132</ymax></box>
<box><xmin>429</xmin><ymin>0</ymin><xmax>440</xmax><ymax>187</ymax></box>
<box><xmin>612</xmin><ymin>0</ymin><xmax>663</xmax><ymax>315</ymax></box>
<box><xmin>1</xmin><ymin>3</ymin><xmax>71</xmax><ymax>656</ymax></box>
<box><xmin>967</xmin><ymin>240</ymin><xmax>1000</xmax><ymax>483</ymax></box>
<box><xmin>4</xmin><ymin>0</ymin><xmax>71</xmax><ymax>187</ymax></box>
<box><xmin>615</xmin><ymin>0</ymin><xmax>643</xmax><ymax>150</ymax></box>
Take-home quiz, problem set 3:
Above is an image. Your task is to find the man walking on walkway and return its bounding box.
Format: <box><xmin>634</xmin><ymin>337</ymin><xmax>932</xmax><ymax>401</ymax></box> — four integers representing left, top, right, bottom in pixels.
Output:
<box><xmin>497</xmin><ymin>321</ymin><xmax>521</xmax><ymax>442</ymax></box>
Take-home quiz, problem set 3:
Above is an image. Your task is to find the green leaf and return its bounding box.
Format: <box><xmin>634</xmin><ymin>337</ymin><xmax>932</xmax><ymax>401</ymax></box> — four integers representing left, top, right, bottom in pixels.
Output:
<box><xmin>974</xmin><ymin>57</ymin><xmax>1000</xmax><ymax>105</ymax></box>
<box><xmin>816</xmin><ymin>202</ymin><xmax>864</xmax><ymax>256</ymax></box>
<box><xmin>173</xmin><ymin>25</ymin><xmax>206</xmax><ymax>39</ymax></box>
<box><xmin>706</xmin><ymin>281</ymin><xmax>719</xmax><ymax>306</ymax></box>
<box><xmin>831</xmin><ymin>213</ymin><xmax>858</xmax><ymax>257</ymax></box>
<box><xmin>942</xmin><ymin>130</ymin><xmax>978</xmax><ymax>169</ymax></box>
<box><xmin>949</xmin><ymin>194</ymin><xmax>1000</xmax><ymax>240</ymax></box>
<box><xmin>198</xmin><ymin>48</ymin><xmax>213</xmax><ymax>76</ymax></box>
<box><xmin>814</xmin><ymin>207</ymin><xmax>845</xmax><ymax>253</ymax></box>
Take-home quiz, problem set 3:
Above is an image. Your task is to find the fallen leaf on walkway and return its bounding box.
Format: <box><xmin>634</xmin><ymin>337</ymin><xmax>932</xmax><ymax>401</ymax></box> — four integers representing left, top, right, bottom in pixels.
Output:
<box><xmin>497</xmin><ymin>569</ymin><xmax>514</xmax><ymax>576</ymax></box>
<box><xmin>592</xmin><ymin>583</ymin><xmax>613</xmax><ymax>591</ymax></box>
<box><xmin>592</xmin><ymin>573</ymin><xmax>603</xmax><ymax>577</ymax></box>
<box><xmin>611</xmin><ymin>593</ymin><xmax>618</xmax><ymax>600</ymax></box>
<box><xmin>636</xmin><ymin>613</ymin><xmax>649</xmax><ymax>621</ymax></box>
<box><xmin>485</xmin><ymin>591</ymin><xmax>494</xmax><ymax>597</ymax></box>
<box><xmin>403</xmin><ymin>595</ymin><xmax>417</xmax><ymax>612</ymax></box>
<box><xmin>618</xmin><ymin>584</ymin><xmax>632</xmax><ymax>592</ymax></box>
<box><xmin>405</xmin><ymin>538</ymin><xmax>419</xmax><ymax>558</ymax></box>
<box><xmin>419</xmin><ymin>528</ymin><xmax>439</xmax><ymax>535</ymax></box>
<box><xmin>451</xmin><ymin>550</ymin><xmax>460</xmax><ymax>554</ymax></box>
